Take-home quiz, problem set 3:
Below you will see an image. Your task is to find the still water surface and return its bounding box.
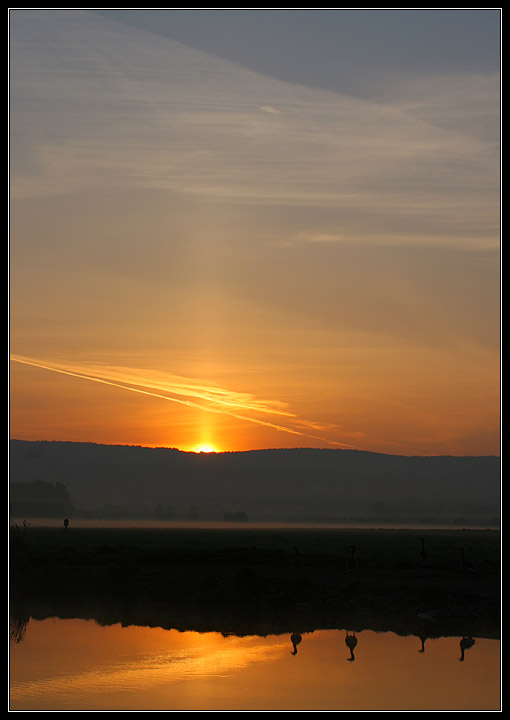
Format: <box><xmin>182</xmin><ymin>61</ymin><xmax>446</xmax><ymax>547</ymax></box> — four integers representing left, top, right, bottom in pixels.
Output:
<box><xmin>10</xmin><ymin>618</ymin><xmax>500</xmax><ymax>711</ymax></box>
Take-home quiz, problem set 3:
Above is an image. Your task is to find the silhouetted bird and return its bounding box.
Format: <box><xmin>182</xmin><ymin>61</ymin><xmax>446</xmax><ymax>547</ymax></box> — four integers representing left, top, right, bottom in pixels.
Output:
<box><xmin>459</xmin><ymin>636</ymin><xmax>475</xmax><ymax>661</ymax></box>
<box><xmin>63</xmin><ymin>518</ymin><xmax>69</xmax><ymax>532</ymax></box>
<box><xmin>290</xmin><ymin>632</ymin><xmax>302</xmax><ymax>655</ymax></box>
<box><xmin>419</xmin><ymin>537</ymin><xmax>427</xmax><ymax>563</ymax></box>
<box><xmin>346</xmin><ymin>545</ymin><xmax>357</xmax><ymax>571</ymax></box>
<box><xmin>345</xmin><ymin>631</ymin><xmax>358</xmax><ymax>661</ymax></box>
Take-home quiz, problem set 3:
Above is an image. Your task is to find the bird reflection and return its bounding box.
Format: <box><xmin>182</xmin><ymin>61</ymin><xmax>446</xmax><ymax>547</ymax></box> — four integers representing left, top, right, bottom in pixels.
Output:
<box><xmin>345</xmin><ymin>631</ymin><xmax>358</xmax><ymax>661</ymax></box>
<box><xmin>459</xmin><ymin>636</ymin><xmax>475</xmax><ymax>661</ymax></box>
<box><xmin>417</xmin><ymin>634</ymin><xmax>428</xmax><ymax>653</ymax></box>
<box><xmin>290</xmin><ymin>632</ymin><xmax>302</xmax><ymax>655</ymax></box>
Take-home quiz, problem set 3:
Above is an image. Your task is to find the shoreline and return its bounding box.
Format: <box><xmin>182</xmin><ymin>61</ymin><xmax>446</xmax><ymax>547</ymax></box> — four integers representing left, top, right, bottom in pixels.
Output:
<box><xmin>9</xmin><ymin>517</ymin><xmax>500</xmax><ymax>531</ymax></box>
<box><xmin>10</xmin><ymin>525</ymin><xmax>501</xmax><ymax>641</ymax></box>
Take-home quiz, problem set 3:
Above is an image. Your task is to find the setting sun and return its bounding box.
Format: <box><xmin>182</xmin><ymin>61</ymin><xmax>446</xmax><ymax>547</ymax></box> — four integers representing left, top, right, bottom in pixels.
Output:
<box><xmin>8</xmin><ymin>9</ymin><xmax>500</xmax><ymax>459</ymax></box>
<box><xmin>8</xmin><ymin>10</ymin><xmax>501</xmax><ymax>714</ymax></box>
<box><xmin>193</xmin><ymin>444</ymin><xmax>217</xmax><ymax>454</ymax></box>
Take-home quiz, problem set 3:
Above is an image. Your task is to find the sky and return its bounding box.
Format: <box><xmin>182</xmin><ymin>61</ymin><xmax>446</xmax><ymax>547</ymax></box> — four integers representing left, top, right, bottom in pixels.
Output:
<box><xmin>9</xmin><ymin>9</ymin><xmax>501</xmax><ymax>456</ymax></box>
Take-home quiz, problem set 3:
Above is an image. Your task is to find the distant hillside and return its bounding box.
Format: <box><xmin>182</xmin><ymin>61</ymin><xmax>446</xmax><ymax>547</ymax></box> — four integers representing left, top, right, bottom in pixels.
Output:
<box><xmin>8</xmin><ymin>440</ymin><xmax>500</xmax><ymax>526</ymax></box>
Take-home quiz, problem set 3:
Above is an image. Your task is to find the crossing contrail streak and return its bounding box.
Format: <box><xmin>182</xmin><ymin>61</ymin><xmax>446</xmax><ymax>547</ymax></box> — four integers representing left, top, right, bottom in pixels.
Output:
<box><xmin>10</xmin><ymin>355</ymin><xmax>355</xmax><ymax>448</ymax></box>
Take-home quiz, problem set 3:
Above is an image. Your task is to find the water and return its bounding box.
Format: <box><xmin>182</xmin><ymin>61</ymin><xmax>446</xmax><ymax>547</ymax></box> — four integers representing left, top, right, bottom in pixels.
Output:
<box><xmin>10</xmin><ymin>618</ymin><xmax>500</xmax><ymax>711</ymax></box>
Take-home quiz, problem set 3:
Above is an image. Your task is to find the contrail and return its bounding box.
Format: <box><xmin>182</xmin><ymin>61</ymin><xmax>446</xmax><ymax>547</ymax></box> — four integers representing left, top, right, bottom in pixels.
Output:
<box><xmin>10</xmin><ymin>355</ymin><xmax>355</xmax><ymax>448</ymax></box>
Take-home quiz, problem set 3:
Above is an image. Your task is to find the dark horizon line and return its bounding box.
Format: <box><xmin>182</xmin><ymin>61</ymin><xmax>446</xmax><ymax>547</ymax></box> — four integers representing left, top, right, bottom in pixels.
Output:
<box><xmin>8</xmin><ymin>437</ymin><xmax>501</xmax><ymax>461</ymax></box>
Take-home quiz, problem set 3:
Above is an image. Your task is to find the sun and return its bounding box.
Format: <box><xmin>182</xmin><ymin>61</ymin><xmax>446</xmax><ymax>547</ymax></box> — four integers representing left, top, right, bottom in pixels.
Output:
<box><xmin>193</xmin><ymin>443</ymin><xmax>217</xmax><ymax>454</ymax></box>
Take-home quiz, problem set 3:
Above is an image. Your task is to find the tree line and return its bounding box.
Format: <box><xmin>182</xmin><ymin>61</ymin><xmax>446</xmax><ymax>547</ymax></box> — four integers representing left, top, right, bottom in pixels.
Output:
<box><xmin>9</xmin><ymin>480</ymin><xmax>74</xmax><ymax>519</ymax></box>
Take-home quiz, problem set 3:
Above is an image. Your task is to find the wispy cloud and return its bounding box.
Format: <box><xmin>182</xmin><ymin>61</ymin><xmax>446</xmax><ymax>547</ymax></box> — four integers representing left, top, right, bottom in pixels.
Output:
<box><xmin>9</xmin><ymin>11</ymin><xmax>499</xmax><ymax>249</ymax></box>
<box><xmin>10</xmin><ymin>355</ymin><xmax>356</xmax><ymax>449</ymax></box>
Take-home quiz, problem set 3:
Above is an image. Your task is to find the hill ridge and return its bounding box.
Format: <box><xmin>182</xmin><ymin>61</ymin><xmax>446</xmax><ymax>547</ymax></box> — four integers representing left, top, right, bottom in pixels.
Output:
<box><xmin>9</xmin><ymin>439</ymin><xmax>500</xmax><ymax>525</ymax></box>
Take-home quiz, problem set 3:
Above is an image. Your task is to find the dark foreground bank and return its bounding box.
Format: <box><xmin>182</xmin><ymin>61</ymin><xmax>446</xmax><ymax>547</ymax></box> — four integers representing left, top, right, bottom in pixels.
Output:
<box><xmin>9</xmin><ymin>525</ymin><xmax>501</xmax><ymax>641</ymax></box>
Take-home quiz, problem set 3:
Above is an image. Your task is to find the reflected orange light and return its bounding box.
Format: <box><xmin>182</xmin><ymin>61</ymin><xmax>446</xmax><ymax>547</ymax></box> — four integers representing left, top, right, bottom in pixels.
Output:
<box><xmin>10</xmin><ymin>621</ymin><xmax>501</xmax><ymax>712</ymax></box>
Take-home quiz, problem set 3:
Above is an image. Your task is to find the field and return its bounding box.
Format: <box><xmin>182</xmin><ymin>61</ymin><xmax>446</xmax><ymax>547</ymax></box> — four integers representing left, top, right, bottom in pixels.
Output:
<box><xmin>10</xmin><ymin>524</ymin><xmax>501</xmax><ymax>641</ymax></box>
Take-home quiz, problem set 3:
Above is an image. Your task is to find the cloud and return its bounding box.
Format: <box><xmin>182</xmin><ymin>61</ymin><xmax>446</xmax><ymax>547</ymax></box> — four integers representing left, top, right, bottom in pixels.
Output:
<box><xmin>9</xmin><ymin>11</ymin><xmax>499</xmax><ymax>249</ymax></box>
<box><xmin>10</xmin><ymin>355</ymin><xmax>356</xmax><ymax>449</ymax></box>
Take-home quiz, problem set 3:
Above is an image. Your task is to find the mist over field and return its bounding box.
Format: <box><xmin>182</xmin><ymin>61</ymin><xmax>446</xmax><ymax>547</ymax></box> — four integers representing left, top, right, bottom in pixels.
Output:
<box><xmin>9</xmin><ymin>440</ymin><xmax>500</xmax><ymax>527</ymax></box>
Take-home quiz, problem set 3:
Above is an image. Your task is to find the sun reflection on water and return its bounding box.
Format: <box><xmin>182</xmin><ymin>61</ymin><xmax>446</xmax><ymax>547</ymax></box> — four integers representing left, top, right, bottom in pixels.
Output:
<box><xmin>9</xmin><ymin>620</ymin><xmax>500</xmax><ymax>712</ymax></box>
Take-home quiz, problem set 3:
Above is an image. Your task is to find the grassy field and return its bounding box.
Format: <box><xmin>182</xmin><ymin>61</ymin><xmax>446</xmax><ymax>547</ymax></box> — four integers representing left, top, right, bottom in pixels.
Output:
<box><xmin>9</xmin><ymin>524</ymin><xmax>501</xmax><ymax>640</ymax></box>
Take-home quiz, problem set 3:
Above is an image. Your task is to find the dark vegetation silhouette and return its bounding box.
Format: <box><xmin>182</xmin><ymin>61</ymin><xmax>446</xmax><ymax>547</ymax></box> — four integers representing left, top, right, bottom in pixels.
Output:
<box><xmin>10</xmin><ymin>519</ymin><xmax>29</xmax><ymax>550</ymax></box>
<box><xmin>8</xmin><ymin>440</ymin><xmax>501</xmax><ymax>526</ymax></box>
<box><xmin>154</xmin><ymin>503</ymin><xmax>174</xmax><ymax>520</ymax></box>
<box><xmin>185</xmin><ymin>504</ymin><xmax>200</xmax><ymax>521</ymax></box>
<box><xmin>8</xmin><ymin>441</ymin><xmax>501</xmax><ymax>653</ymax></box>
<box><xmin>8</xmin><ymin>601</ymin><xmax>486</xmax><ymax>671</ymax></box>
<box><xmin>9</xmin><ymin>524</ymin><xmax>500</xmax><ymax>644</ymax></box>
<box><xmin>9</xmin><ymin>478</ymin><xmax>74</xmax><ymax>519</ymax></box>
<box><xmin>9</xmin><ymin>614</ymin><xmax>29</xmax><ymax>645</ymax></box>
<box><xmin>223</xmin><ymin>511</ymin><xmax>249</xmax><ymax>522</ymax></box>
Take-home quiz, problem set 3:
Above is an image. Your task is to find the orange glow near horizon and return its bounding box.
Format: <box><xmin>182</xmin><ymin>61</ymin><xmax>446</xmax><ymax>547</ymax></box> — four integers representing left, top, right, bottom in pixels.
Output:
<box><xmin>8</xmin><ymin>351</ymin><xmax>500</xmax><ymax>457</ymax></box>
<box><xmin>8</xmin><ymin>10</ymin><xmax>500</xmax><ymax>459</ymax></box>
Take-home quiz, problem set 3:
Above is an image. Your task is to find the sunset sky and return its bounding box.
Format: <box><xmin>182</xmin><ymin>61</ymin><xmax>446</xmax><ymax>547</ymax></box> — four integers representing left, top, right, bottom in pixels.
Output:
<box><xmin>9</xmin><ymin>9</ymin><xmax>501</xmax><ymax>456</ymax></box>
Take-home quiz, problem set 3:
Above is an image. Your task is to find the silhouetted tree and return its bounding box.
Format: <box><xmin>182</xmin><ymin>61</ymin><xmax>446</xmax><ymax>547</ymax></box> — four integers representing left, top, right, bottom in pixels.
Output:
<box><xmin>185</xmin><ymin>504</ymin><xmax>200</xmax><ymax>521</ymax></box>
<box><xmin>223</xmin><ymin>511</ymin><xmax>249</xmax><ymax>522</ymax></box>
<box><xmin>154</xmin><ymin>503</ymin><xmax>174</xmax><ymax>520</ymax></box>
<box><xmin>10</xmin><ymin>480</ymin><xmax>74</xmax><ymax>518</ymax></box>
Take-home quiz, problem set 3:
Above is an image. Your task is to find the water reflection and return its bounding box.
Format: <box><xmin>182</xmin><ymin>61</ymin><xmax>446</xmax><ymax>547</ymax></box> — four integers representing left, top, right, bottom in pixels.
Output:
<box><xmin>459</xmin><ymin>636</ymin><xmax>476</xmax><ymax>662</ymax></box>
<box><xmin>417</xmin><ymin>633</ymin><xmax>428</xmax><ymax>653</ymax></box>
<box><xmin>9</xmin><ymin>615</ymin><xmax>29</xmax><ymax>645</ymax></box>
<box><xmin>345</xmin><ymin>631</ymin><xmax>358</xmax><ymax>661</ymax></box>
<box><xmin>290</xmin><ymin>632</ymin><xmax>302</xmax><ymax>655</ymax></box>
<box><xmin>10</xmin><ymin>618</ymin><xmax>500</xmax><ymax>711</ymax></box>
